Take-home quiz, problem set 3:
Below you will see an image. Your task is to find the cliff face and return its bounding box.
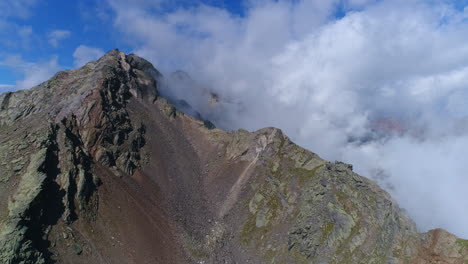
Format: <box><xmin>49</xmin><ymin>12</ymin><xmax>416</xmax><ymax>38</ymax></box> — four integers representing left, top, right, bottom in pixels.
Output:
<box><xmin>0</xmin><ymin>50</ymin><xmax>467</xmax><ymax>264</ymax></box>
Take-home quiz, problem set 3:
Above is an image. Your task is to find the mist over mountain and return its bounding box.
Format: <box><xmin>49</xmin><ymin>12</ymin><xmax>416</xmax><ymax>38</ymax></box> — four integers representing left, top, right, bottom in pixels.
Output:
<box><xmin>109</xmin><ymin>0</ymin><xmax>468</xmax><ymax>238</ymax></box>
<box><xmin>1</xmin><ymin>50</ymin><xmax>468</xmax><ymax>263</ymax></box>
<box><xmin>2</xmin><ymin>1</ymin><xmax>467</xmax><ymax>237</ymax></box>
<box><xmin>1</xmin><ymin>0</ymin><xmax>468</xmax><ymax>262</ymax></box>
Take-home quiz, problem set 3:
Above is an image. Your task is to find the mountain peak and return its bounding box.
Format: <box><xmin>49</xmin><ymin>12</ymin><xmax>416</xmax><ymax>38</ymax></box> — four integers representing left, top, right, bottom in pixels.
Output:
<box><xmin>0</xmin><ymin>51</ymin><xmax>161</xmax><ymax>127</ymax></box>
<box><xmin>1</xmin><ymin>52</ymin><xmax>468</xmax><ymax>263</ymax></box>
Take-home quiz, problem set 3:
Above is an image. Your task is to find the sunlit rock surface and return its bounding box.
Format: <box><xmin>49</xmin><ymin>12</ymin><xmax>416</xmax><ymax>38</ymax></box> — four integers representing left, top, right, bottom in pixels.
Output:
<box><xmin>0</xmin><ymin>50</ymin><xmax>467</xmax><ymax>263</ymax></box>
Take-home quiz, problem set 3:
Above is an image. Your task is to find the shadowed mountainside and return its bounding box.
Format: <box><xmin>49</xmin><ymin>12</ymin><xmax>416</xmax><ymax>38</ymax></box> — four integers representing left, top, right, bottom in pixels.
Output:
<box><xmin>0</xmin><ymin>50</ymin><xmax>467</xmax><ymax>264</ymax></box>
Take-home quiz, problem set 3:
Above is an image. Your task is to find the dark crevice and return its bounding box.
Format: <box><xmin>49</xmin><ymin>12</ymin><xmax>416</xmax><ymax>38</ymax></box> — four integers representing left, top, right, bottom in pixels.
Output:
<box><xmin>61</xmin><ymin>115</ymin><xmax>98</xmax><ymax>222</ymax></box>
<box><xmin>20</xmin><ymin>127</ymin><xmax>64</xmax><ymax>263</ymax></box>
<box><xmin>1</xmin><ymin>92</ymin><xmax>12</xmax><ymax>111</ymax></box>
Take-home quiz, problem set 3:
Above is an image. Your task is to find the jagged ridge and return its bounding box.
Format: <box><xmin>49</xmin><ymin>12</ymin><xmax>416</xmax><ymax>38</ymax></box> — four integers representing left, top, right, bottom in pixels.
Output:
<box><xmin>0</xmin><ymin>50</ymin><xmax>467</xmax><ymax>264</ymax></box>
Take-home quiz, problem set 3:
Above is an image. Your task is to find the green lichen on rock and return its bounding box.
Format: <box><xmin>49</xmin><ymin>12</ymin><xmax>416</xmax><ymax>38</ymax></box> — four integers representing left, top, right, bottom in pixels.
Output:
<box><xmin>241</xmin><ymin>187</ymin><xmax>283</xmax><ymax>244</ymax></box>
<box><xmin>0</xmin><ymin>50</ymin><xmax>467</xmax><ymax>264</ymax></box>
<box><xmin>292</xmin><ymin>164</ymin><xmax>323</xmax><ymax>185</ymax></box>
<box><xmin>236</xmin><ymin>135</ymin><xmax>428</xmax><ymax>263</ymax></box>
<box><xmin>457</xmin><ymin>239</ymin><xmax>468</xmax><ymax>248</ymax></box>
<box><xmin>0</xmin><ymin>148</ymin><xmax>49</xmax><ymax>264</ymax></box>
<box><xmin>320</xmin><ymin>222</ymin><xmax>335</xmax><ymax>244</ymax></box>
<box><xmin>7</xmin><ymin>149</ymin><xmax>48</xmax><ymax>218</ymax></box>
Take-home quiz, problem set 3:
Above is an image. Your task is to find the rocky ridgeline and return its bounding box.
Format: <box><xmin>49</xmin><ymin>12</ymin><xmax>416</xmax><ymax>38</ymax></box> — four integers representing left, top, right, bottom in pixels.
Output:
<box><xmin>0</xmin><ymin>50</ymin><xmax>467</xmax><ymax>263</ymax></box>
<box><xmin>0</xmin><ymin>50</ymin><xmax>156</xmax><ymax>263</ymax></box>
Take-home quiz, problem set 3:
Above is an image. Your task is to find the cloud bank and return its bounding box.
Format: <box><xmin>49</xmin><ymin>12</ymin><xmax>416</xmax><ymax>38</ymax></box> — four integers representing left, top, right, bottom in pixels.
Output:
<box><xmin>106</xmin><ymin>0</ymin><xmax>468</xmax><ymax>237</ymax></box>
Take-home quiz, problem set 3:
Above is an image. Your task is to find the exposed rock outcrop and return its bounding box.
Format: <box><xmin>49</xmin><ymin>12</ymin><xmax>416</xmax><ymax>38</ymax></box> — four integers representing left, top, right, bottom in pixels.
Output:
<box><xmin>0</xmin><ymin>50</ymin><xmax>467</xmax><ymax>263</ymax></box>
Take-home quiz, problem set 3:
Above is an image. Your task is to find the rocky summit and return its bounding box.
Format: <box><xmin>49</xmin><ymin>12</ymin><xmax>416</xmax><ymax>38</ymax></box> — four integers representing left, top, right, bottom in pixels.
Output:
<box><xmin>0</xmin><ymin>49</ymin><xmax>467</xmax><ymax>264</ymax></box>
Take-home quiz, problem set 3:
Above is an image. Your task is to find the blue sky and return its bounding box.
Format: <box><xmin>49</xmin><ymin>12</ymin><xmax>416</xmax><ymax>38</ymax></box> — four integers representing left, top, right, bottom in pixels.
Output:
<box><xmin>0</xmin><ymin>0</ymin><xmax>124</xmax><ymax>86</ymax></box>
<box><xmin>0</xmin><ymin>0</ymin><xmax>392</xmax><ymax>89</ymax></box>
<box><xmin>2</xmin><ymin>0</ymin><xmax>468</xmax><ymax>90</ymax></box>
<box><xmin>0</xmin><ymin>0</ymin><xmax>249</xmax><ymax>85</ymax></box>
<box><xmin>0</xmin><ymin>0</ymin><xmax>246</xmax><ymax>89</ymax></box>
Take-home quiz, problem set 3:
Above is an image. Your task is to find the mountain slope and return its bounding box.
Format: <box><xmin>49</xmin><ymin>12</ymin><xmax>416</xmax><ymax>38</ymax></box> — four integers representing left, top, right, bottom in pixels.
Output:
<box><xmin>0</xmin><ymin>50</ymin><xmax>467</xmax><ymax>264</ymax></box>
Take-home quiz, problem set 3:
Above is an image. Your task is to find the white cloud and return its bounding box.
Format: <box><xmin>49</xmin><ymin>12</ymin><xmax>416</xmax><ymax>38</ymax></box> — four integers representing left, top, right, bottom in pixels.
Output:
<box><xmin>73</xmin><ymin>45</ymin><xmax>105</xmax><ymax>67</ymax></box>
<box><xmin>0</xmin><ymin>55</ymin><xmax>61</xmax><ymax>91</ymax></box>
<box><xmin>0</xmin><ymin>0</ymin><xmax>40</xmax><ymax>94</ymax></box>
<box><xmin>107</xmin><ymin>0</ymin><xmax>468</xmax><ymax>238</ymax></box>
<box><xmin>47</xmin><ymin>30</ymin><xmax>71</xmax><ymax>47</ymax></box>
<box><xmin>0</xmin><ymin>0</ymin><xmax>37</xmax><ymax>19</ymax></box>
<box><xmin>0</xmin><ymin>21</ymin><xmax>34</xmax><ymax>48</ymax></box>
<box><xmin>346</xmin><ymin>0</ymin><xmax>377</xmax><ymax>8</ymax></box>
<box><xmin>79</xmin><ymin>0</ymin><xmax>113</xmax><ymax>23</ymax></box>
<box><xmin>0</xmin><ymin>0</ymin><xmax>36</xmax><ymax>48</ymax></box>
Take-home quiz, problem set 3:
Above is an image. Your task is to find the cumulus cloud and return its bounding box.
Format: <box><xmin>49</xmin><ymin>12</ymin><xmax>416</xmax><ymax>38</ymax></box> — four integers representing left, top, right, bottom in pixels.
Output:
<box><xmin>0</xmin><ymin>0</ymin><xmax>36</xmax><ymax>49</ymax></box>
<box><xmin>0</xmin><ymin>0</ymin><xmax>44</xmax><ymax>93</ymax></box>
<box><xmin>0</xmin><ymin>0</ymin><xmax>37</xmax><ymax>19</ymax></box>
<box><xmin>0</xmin><ymin>55</ymin><xmax>61</xmax><ymax>91</ymax></box>
<box><xmin>0</xmin><ymin>21</ymin><xmax>34</xmax><ymax>49</ymax></box>
<box><xmin>73</xmin><ymin>45</ymin><xmax>105</xmax><ymax>67</ymax></box>
<box><xmin>107</xmin><ymin>0</ymin><xmax>468</xmax><ymax>237</ymax></box>
<box><xmin>47</xmin><ymin>30</ymin><xmax>71</xmax><ymax>47</ymax></box>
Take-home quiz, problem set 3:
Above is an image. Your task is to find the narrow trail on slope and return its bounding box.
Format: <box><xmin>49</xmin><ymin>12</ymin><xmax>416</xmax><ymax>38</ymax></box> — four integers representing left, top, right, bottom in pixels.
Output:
<box><xmin>218</xmin><ymin>131</ymin><xmax>276</xmax><ymax>218</ymax></box>
<box><xmin>218</xmin><ymin>152</ymin><xmax>259</xmax><ymax>218</ymax></box>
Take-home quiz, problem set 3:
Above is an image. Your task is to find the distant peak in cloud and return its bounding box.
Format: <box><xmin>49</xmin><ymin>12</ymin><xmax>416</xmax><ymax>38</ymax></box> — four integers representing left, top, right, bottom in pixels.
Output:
<box><xmin>73</xmin><ymin>45</ymin><xmax>105</xmax><ymax>67</ymax></box>
<box><xmin>47</xmin><ymin>29</ymin><xmax>71</xmax><ymax>48</ymax></box>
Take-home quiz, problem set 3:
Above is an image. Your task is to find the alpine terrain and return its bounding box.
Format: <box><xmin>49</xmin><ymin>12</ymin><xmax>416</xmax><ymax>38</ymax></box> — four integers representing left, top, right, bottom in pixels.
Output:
<box><xmin>0</xmin><ymin>50</ymin><xmax>467</xmax><ymax>264</ymax></box>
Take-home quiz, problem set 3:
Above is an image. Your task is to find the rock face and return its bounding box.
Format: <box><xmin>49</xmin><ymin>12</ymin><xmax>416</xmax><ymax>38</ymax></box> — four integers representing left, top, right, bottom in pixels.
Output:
<box><xmin>0</xmin><ymin>50</ymin><xmax>467</xmax><ymax>264</ymax></box>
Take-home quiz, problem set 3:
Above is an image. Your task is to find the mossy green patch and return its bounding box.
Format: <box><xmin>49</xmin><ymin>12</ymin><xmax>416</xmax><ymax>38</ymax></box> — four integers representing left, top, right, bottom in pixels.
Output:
<box><xmin>264</xmin><ymin>248</ymin><xmax>276</xmax><ymax>263</ymax></box>
<box><xmin>241</xmin><ymin>189</ymin><xmax>284</xmax><ymax>242</ymax></box>
<box><xmin>240</xmin><ymin>213</ymin><xmax>268</xmax><ymax>245</ymax></box>
<box><xmin>83</xmin><ymin>66</ymin><xmax>93</xmax><ymax>74</ymax></box>
<box><xmin>321</xmin><ymin>222</ymin><xmax>335</xmax><ymax>244</ymax></box>
<box><xmin>276</xmin><ymin>136</ymin><xmax>286</xmax><ymax>159</ymax></box>
<box><xmin>266</xmin><ymin>193</ymin><xmax>282</xmax><ymax>216</ymax></box>
<box><xmin>187</xmin><ymin>245</ymin><xmax>210</xmax><ymax>259</ymax></box>
<box><xmin>292</xmin><ymin>164</ymin><xmax>323</xmax><ymax>185</ymax></box>
<box><xmin>455</xmin><ymin>239</ymin><xmax>468</xmax><ymax>261</ymax></box>
<box><xmin>333</xmin><ymin>218</ymin><xmax>361</xmax><ymax>264</ymax></box>
<box><xmin>457</xmin><ymin>239</ymin><xmax>468</xmax><ymax>247</ymax></box>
